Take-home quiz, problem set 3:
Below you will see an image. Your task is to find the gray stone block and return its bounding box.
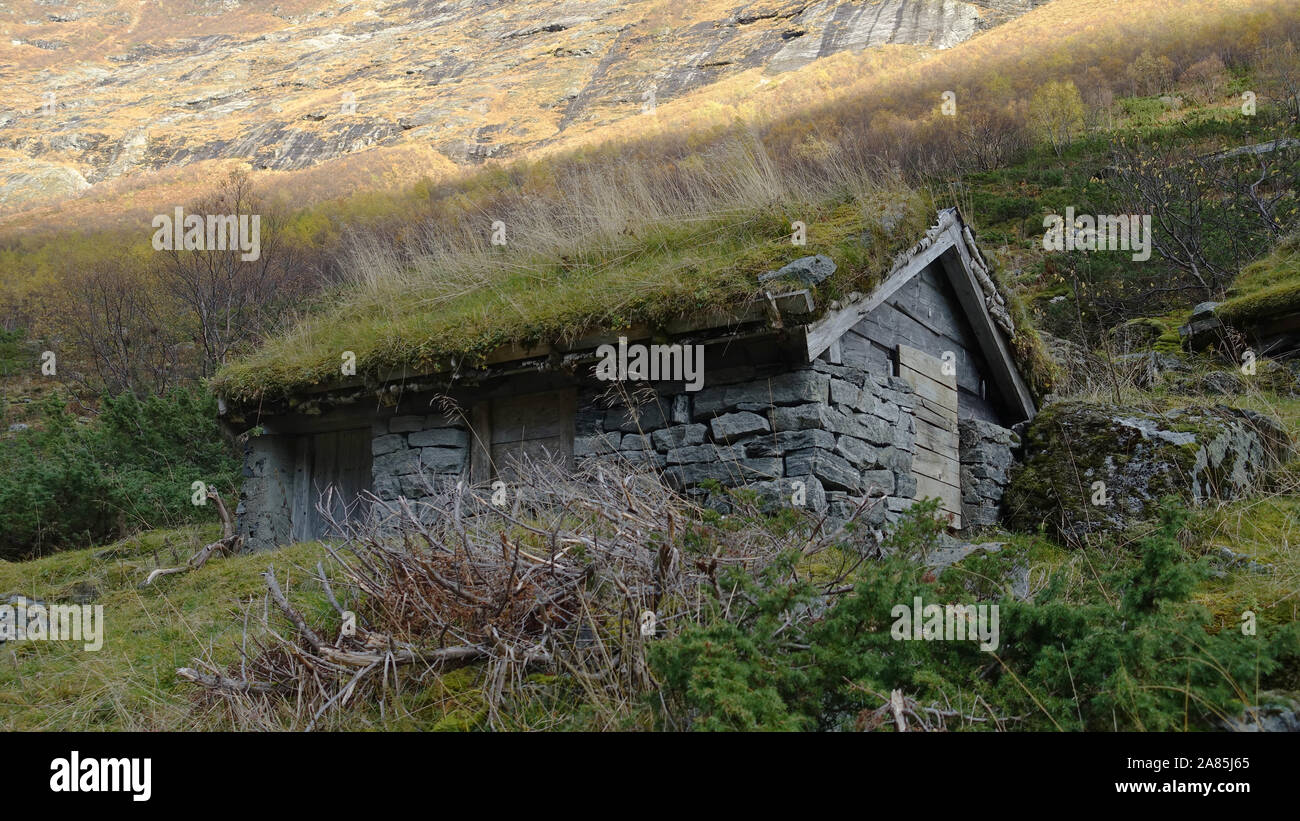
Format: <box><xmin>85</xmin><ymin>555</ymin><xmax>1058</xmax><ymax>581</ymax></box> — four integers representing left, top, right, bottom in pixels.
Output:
<box><xmin>785</xmin><ymin>448</ymin><xmax>860</xmax><ymax>493</ymax></box>
<box><xmin>672</xmin><ymin>394</ymin><xmax>691</xmax><ymax>425</ymax></box>
<box><xmin>710</xmin><ymin>411</ymin><xmax>771</xmax><ymax>442</ymax></box>
<box><xmin>828</xmin><ymin>378</ymin><xmax>861</xmax><ymax>408</ymax></box>
<box><xmin>878</xmin><ymin>446</ymin><xmax>911</xmax><ymax>471</ymax></box>
<box><xmin>621</xmin><ymin>433</ymin><xmax>653</xmax><ymax>451</ymax></box>
<box><xmin>372</xmin><ymin>473</ymin><xmax>401</xmax><ymax>501</ymax></box>
<box><xmin>651</xmin><ymin>423</ymin><xmax>708</xmax><ymax>451</ymax></box>
<box><xmin>764</xmin><ymin>370</ymin><xmax>830</xmax><ymax>405</ymax></box>
<box><xmin>373</xmin><ymin>448</ymin><xmax>423</xmax><ymax>476</ymax></box>
<box><xmin>894</xmin><ymin>472</ymin><xmax>917</xmax><ymax>499</ymax></box>
<box><xmin>860</xmin><ymin>469</ymin><xmax>896</xmax><ymax>495</ymax></box>
<box><xmin>666</xmin><ymin>443</ymin><xmax>743</xmax><ymax>465</ymax></box>
<box><xmin>744</xmin><ymin>475</ymin><xmax>828</xmax><ymax>513</ymax></box>
<box><xmin>664</xmin><ymin>458</ymin><xmax>782</xmax><ymax>488</ymax></box>
<box><xmin>400</xmin><ymin>473</ymin><xmax>439</xmax><ymax>498</ymax></box>
<box><xmin>372</xmin><ymin>434</ymin><xmax>406</xmax><ymax>456</ymax></box>
<box><xmin>605</xmin><ymin>403</ymin><xmax>670</xmax><ymax>432</ymax></box>
<box><xmin>757</xmin><ymin>254</ymin><xmax>836</xmax><ymax>286</ymax></box>
<box><xmin>574</xmin><ymin>433</ymin><xmax>620</xmax><ymax>457</ymax></box>
<box><xmin>834</xmin><ymin>435</ymin><xmax>879</xmax><ymax>467</ymax></box>
<box><xmin>744</xmin><ymin>429</ymin><xmax>836</xmax><ymax>457</ymax></box>
<box><xmin>408</xmin><ymin>428</ymin><xmax>469</xmax><ymax>448</ymax></box>
<box><xmin>768</xmin><ymin>403</ymin><xmax>828</xmax><ymax>431</ymax></box>
<box><xmin>419</xmin><ymin>447</ymin><xmax>466</xmax><ymax>473</ymax></box>
<box><xmin>852</xmin><ymin>412</ymin><xmax>893</xmax><ymax>446</ymax></box>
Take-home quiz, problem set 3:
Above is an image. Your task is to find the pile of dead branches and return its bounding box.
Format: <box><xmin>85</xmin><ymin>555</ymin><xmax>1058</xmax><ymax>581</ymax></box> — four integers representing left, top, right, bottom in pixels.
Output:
<box><xmin>179</xmin><ymin>460</ymin><xmax>880</xmax><ymax>729</ymax></box>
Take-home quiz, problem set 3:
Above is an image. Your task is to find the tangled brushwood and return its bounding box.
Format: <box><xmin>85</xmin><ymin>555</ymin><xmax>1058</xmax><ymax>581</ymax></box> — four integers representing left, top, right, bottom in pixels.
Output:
<box><xmin>178</xmin><ymin>460</ymin><xmax>882</xmax><ymax>730</ymax></box>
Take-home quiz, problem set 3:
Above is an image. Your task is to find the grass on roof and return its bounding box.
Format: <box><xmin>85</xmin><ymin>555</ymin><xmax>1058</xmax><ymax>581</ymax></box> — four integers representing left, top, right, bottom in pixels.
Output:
<box><xmin>213</xmin><ymin>181</ymin><xmax>936</xmax><ymax>403</ymax></box>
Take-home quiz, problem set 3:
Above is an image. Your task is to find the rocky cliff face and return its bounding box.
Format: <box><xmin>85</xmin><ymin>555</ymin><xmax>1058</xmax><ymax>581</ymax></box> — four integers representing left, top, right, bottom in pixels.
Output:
<box><xmin>0</xmin><ymin>0</ymin><xmax>1041</xmax><ymax>215</ymax></box>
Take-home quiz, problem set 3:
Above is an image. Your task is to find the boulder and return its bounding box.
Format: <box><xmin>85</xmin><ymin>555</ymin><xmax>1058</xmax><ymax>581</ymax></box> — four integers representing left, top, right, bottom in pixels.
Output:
<box><xmin>757</xmin><ymin>254</ymin><xmax>836</xmax><ymax>287</ymax></box>
<box><xmin>1005</xmin><ymin>400</ymin><xmax>1290</xmax><ymax>543</ymax></box>
<box><xmin>1218</xmin><ymin>694</ymin><xmax>1300</xmax><ymax>732</ymax></box>
<box><xmin>1107</xmin><ymin>318</ymin><xmax>1167</xmax><ymax>354</ymax></box>
<box><xmin>0</xmin><ymin>594</ymin><xmax>48</xmax><ymax>645</ymax></box>
<box><xmin>1037</xmin><ymin>331</ymin><xmax>1100</xmax><ymax>394</ymax></box>
<box><xmin>1178</xmin><ymin>301</ymin><xmax>1225</xmax><ymax>351</ymax></box>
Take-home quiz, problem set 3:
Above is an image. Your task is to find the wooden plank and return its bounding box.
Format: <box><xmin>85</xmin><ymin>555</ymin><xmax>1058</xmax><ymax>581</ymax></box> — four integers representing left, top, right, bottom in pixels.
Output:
<box><xmin>336</xmin><ymin>428</ymin><xmax>371</xmax><ymax>521</ymax></box>
<box><xmin>557</xmin><ymin>390</ymin><xmax>575</xmax><ymax>466</ymax></box>
<box><xmin>912</xmin><ymin>444</ymin><xmax>960</xmax><ymax>487</ymax></box>
<box><xmin>898</xmin><ymin>344</ymin><xmax>957</xmax><ymax>391</ymax></box>
<box><xmin>662</xmin><ymin>290</ymin><xmax>813</xmax><ymax>336</ymax></box>
<box><xmin>899</xmin><ymin>364</ymin><xmax>959</xmax><ymax>415</ymax></box>
<box><xmin>491</xmin><ymin>436</ymin><xmax>566</xmax><ymax>479</ymax></box>
<box><xmin>490</xmin><ymin>389</ymin><xmax>571</xmax><ymax>443</ymax></box>
<box><xmin>917</xmin><ymin>395</ymin><xmax>958</xmax><ymax>428</ymax></box>
<box><xmin>312</xmin><ymin>430</ymin><xmax>340</xmax><ymax>536</ymax></box>
<box><xmin>469</xmin><ymin>402</ymin><xmax>492</xmax><ymax>484</ymax></box>
<box><xmin>915</xmin><ymin>474</ymin><xmax>962</xmax><ymax>528</ymax></box>
<box><xmin>825</xmin><ymin>338</ymin><xmax>842</xmax><ymax>365</ymax></box>
<box><xmin>915</xmin><ymin>418</ymin><xmax>959</xmax><ymax>453</ymax></box>
<box><xmin>804</xmin><ymin>230</ymin><xmax>956</xmax><ymax>361</ymax></box>
<box><xmin>913</xmin><ymin>399</ymin><xmax>957</xmax><ymax>433</ymax></box>
<box><xmin>290</xmin><ymin>436</ymin><xmax>312</xmax><ymax>543</ymax></box>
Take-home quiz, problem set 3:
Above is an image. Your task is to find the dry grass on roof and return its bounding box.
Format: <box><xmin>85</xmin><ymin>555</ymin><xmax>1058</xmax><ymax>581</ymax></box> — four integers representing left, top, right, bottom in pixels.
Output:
<box><xmin>213</xmin><ymin>140</ymin><xmax>935</xmax><ymax>403</ymax></box>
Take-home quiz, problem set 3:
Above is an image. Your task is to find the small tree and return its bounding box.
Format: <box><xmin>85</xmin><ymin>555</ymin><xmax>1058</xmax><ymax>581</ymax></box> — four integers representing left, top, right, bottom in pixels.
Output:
<box><xmin>155</xmin><ymin>170</ymin><xmax>303</xmax><ymax>378</ymax></box>
<box><xmin>1182</xmin><ymin>54</ymin><xmax>1227</xmax><ymax>104</ymax></box>
<box><xmin>1127</xmin><ymin>49</ymin><xmax>1175</xmax><ymax>96</ymax></box>
<box><xmin>1028</xmin><ymin>80</ymin><xmax>1085</xmax><ymax>156</ymax></box>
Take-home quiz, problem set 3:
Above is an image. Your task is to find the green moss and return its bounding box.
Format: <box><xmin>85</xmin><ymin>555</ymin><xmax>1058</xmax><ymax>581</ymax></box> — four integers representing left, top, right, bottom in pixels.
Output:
<box><xmin>1217</xmin><ymin>235</ymin><xmax>1300</xmax><ymax>329</ymax></box>
<box><xmin>1219</xmin><ymin>280</ymin><xmax>1300</xmax><ymax>328</ymax></box>
<box><xmin>212</xmin><ymin>190</ymin><xmax>946</xmax><ymax>404</ymax></box>
<box><xmin>1003</xmin><ymin>286</ymin><xmax>1058</xmax><ymax>400</ymax></box>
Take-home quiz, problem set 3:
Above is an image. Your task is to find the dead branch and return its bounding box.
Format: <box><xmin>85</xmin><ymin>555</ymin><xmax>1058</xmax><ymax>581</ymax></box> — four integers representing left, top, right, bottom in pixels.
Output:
<box><xmin>142</xmin><ymin>489</ymin><xmax>241</xmax><ymax>587</ymax></box>
<box><xmin>180</xmin><ymin>458</ymin><xmax>880</xmax><ymax>730</ymax></box>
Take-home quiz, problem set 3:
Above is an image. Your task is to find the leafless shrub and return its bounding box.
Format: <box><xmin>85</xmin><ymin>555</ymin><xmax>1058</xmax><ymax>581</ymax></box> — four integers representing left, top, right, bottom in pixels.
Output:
<box><xmin>179</xmin><ymin>459</ymin><xmax>882</xmax><ymax>730</ymax></box>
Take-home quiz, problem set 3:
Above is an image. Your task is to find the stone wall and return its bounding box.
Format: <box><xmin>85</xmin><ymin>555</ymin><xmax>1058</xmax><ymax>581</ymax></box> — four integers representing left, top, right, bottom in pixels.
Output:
<box><xmin>369</xmin><ymin>413</ymin><xmax>470</xmax><ymax>502</ymax></box>
<box><xmin>239</xmin><ymin>352</ymin><xmax>1029</xmax><ymax>552</ymax></box>
<box><xmin>574</xmin><ymin>360</ymin><xmax>920</xmax><ymax>527</ymax></box>
<box><xmin>957</xmin><ymin>418</ymin><xmax>1020</xmax><ymax>529</ymax></box>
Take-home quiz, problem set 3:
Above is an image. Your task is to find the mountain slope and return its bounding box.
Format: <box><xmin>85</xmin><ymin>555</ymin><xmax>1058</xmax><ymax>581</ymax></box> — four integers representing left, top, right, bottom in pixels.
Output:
<box><xmin>0</xmin><ymin>0</ymin><xmax>1044</xmax><ymax>216</ymax></box>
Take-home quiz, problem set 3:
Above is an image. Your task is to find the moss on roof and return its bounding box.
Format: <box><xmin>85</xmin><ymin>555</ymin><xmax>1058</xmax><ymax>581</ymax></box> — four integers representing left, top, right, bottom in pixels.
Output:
<box><xmin>214</xmin><ymin>188</ymin><xmax>941</xmax><ymax>403</ymax></box>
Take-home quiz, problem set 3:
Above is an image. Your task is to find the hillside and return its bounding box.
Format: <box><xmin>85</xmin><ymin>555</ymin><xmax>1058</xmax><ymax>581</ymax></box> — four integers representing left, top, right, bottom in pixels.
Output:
<box><xmin>1</xmin><ymin>0</ymin><xmax>1300</xmax><ymax>738</ymax></box>
<box><xmin>0</xmin><ymin>0</ymin><xmax>1041</xmax><ymax>223</ymax></box>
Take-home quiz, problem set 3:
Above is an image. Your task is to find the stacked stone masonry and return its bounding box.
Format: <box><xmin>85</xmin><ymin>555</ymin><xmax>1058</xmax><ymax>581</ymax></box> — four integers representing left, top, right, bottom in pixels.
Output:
<box><xmin>573</xmin><ymin>361</ymin><xmax>921</xmax><ymax>527</ymax></box>
<box><xmin>369</xmin><ymin>413</ymin><xmax>471</xmax><ymax>502</ymax></box>
<box><xmin>957</xmin><ymin>418</ymin><xmax>1020</xmax><ymax>528</ymax></box>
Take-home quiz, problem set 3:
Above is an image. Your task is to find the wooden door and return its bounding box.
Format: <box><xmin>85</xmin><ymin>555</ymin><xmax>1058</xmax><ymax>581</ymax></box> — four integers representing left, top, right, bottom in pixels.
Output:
<box><xmin>290</xmin><ymin>427</ymin><xmax>372</xmax><ymax>542</ymax></box>
<box><xmin>897</xmin><ymin>345</ymin><xmax>962</xmax><ymax>529</ymax></box>
<box><xmin>470</xmin><ymin>389</ymin><xmax>576</xmax><ymax>483</ymax></box>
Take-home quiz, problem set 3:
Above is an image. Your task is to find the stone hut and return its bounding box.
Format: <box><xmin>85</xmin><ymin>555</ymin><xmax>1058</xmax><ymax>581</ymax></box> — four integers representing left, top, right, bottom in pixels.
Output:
<box><xmin>219</xmin><ymin>209</ymin><xmax>1037</xmax><ymax>550</ymax></box>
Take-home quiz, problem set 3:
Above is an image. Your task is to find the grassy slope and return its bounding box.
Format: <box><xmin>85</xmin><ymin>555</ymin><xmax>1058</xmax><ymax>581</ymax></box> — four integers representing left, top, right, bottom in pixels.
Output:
<box><xmin>2</xmin><ymin>398</ymin><xmax>1296</xmax><ymax>731</ymax></box>
<box><xmin>1</xmin><ymin>525</ymin><xmax>298</xmax><ymax>730</ymax></box>
<box><xmin>0</xmin><ymin>524</ymin><xmax>517</xmax><ymax>731</ymax></box>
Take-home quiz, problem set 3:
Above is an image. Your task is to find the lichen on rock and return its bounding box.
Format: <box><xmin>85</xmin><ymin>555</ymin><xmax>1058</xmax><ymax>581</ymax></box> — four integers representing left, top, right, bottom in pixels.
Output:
<box><xmin>1004</xmin><ymin>400</ymin><xmax>1291</xmax><ymax>544</ymax></box>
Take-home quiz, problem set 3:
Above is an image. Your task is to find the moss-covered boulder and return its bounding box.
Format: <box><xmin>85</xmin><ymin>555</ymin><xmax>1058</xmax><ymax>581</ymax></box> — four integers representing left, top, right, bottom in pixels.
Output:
<box><xmin>1005</xmin><ymin>401</ymin><xmax>1290</xmax><ymax>544</ymax></box>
